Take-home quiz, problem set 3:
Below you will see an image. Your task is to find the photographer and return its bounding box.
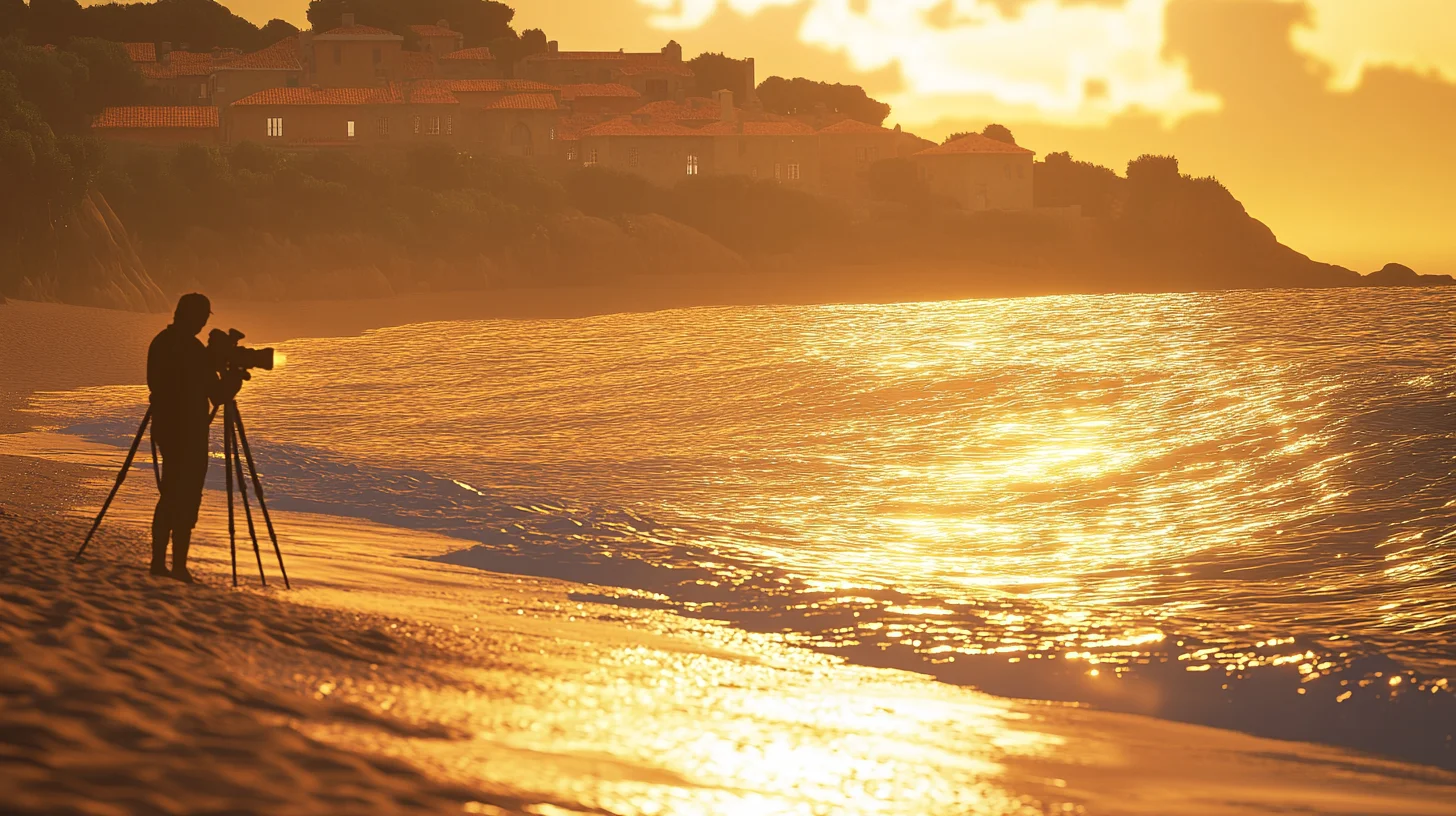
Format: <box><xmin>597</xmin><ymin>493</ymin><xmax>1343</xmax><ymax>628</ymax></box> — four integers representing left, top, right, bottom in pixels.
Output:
<box><xmin>147</xmin><ymin>294</ymin><xmax>241</xmax><ymax>583</ymax></box>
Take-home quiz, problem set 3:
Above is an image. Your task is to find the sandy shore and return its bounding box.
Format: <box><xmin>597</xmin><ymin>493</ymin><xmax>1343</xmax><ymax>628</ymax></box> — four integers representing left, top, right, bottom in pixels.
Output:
<box><xmin>5</xmin><ymin>298</ymin><xmax>1456</xmax><ymax>815</ymax></box>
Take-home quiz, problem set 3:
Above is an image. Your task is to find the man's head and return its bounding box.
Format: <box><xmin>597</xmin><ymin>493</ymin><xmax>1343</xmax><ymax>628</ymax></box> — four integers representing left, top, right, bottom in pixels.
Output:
<box><xmin>173</xmin><ymin>293</ymin><xmax>211</xmax><ymax>336</ymax></box>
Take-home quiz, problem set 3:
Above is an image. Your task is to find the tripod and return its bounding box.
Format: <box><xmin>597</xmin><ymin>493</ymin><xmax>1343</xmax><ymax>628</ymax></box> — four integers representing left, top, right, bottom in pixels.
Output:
<box><xmin>74</xmin><ymin>402</ymin><xmax>291</xmax><ymax>589</ymax></box>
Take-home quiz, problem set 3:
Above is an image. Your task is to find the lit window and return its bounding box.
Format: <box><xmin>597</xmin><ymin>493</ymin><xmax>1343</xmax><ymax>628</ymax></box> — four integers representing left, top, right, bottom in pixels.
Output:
<box><xmin>585</xmin><ymin>148</ymin><xmax>598</xmax><ymax>166</ymax></box>
<box><xmin>787</xmin><ymin>163</ymin><xmax>801</xmax><ymax>180</ymax></box>
<box><xmin>550</xmin><ymin>127</ymin><xmax>556</xmax><ymax>140</ymax></box>
<box><xmin>446</xmin><ymin>115</ymin><xmax>453</xmax><ymax>136</ymax></box>
<box><xmin>377</xmin><ymin>117</ymin><xmax>390</xmax><ymax>137</ymax></box>
<box><xmin>774</xmin><ymin>163</ymin><xmax>782</xmax><ymax>180</ymax></box>
<box><xmin>347</xmin><ymin>120</ymin><xmax>355</xmax><ymax>138</ymax></box>
<box><xmin>628</xmin><ymin>147</ymin><xmax>639</xmax><ymax>167</ymax></box>
<box><xmin>199</xmin><ymin>83</ymin><xmax>208</xmax><ymax>99</ymax></box>
<box><xmin>426</xmin><ymin>116</ymin><xmax>441</xmax><ymax>136</ymax></box>
<box><xmin>413</xmin><ymin>115</ymin><xmax>421</xmax><ymax>135</ymax></box>
<box><xmin>266</xmin><ymin>117</ymin><xmax>283</xmax><ymax>138</ymax></box>
<box><xmin>566</xmin><ymin>146</ymin><xmax>578</xmax><ymax>161</ymax></box>
<box><xmin>686</xmin><ymin>153</ymin><xmax>699</xmax><ymax>175</ymax></box>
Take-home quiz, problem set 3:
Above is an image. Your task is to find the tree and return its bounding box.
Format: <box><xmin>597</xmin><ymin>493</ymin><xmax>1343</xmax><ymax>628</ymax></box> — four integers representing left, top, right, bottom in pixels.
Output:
<box><xmin>981</xmin><ymin>123</ymin><xmax>1015</xmax><ymax>144</ymax></box>
<box><xmin>66</xmin><ymin>38</ymin><xmax>145</xmax><ymax>112</ymax></box>
<box><xmin>256</xmin><ymin>18</ymin><xmax>300</xmax><ymax>46</ymax></box>
<box><xmin>0</xmin><ymin>0</ymin><xmax>28</xmax><ymax>38</ymax></box>
<box><xmin>688</xmin><ymin>52</ymin><xmax>751</xmax><ymax>99</ymax></box>
<box><xmin>756</xmin><ymin>76</ymin><xmax>890</xmax><ymax>125</ymax></box>
<box><xmin>488</xmin><ymin>27</ymin><xmax>546</xmax><ymax>77</ymax></box>
<box><xmin>67</xmin><ymin>0</ymin><xmax>265</xmax><ymax>51</ymax></box>
<box><xmin>566</xmin><ymin>166</ymin><xmax>657</xmax><ymax>218</ymax></box>
<box><xmin>306</xmin><ymin>0</ymin><xmax>516</xmax><ymax>47</ymax></box>
<box><xmin>1033</xmin><ymin>151</ymin><xmax>1124</xmax><ymax>217</ymax></box>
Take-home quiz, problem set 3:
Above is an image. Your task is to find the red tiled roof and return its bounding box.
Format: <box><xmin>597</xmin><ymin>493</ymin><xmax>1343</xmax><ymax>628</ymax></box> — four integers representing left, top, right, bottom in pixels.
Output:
<box><xmin>139</xmin><ymin>51</ymin><xmax>216</xmax><ymax>79</ymax></box>
<box><xmin>407</xmin><ymin>83</ymin><xmax>461</xmax><ymax>105</ymax></box>
<box><xmin>233</xmin><ymin>86</ymin><xmax>400</xmax><ymax>105</ymax></box>
<box><xmin>440</xmin><ymin>46</ymin><xmax>493</xmax><ymax>61</ymax></box>
<box><xmin>409</xmin><ymin>24</ymin><xmax>459</xmax><ymax>38</ymax></box>
<box><xmin>560</xmin><ymin>83</ymin><xmax>641</xmax><ymax>101</ymax></box>
<box><xmin>555</xmin><ymin>113</ymin><xmax>600</xmax><ymax>141</ymax></box>
<box><xmin>916</xmin><ymin>133</ymin><xmax>1035</xmax><ymax>156</ymax></box>
<box><xmin>402</xmin><ymin>51</ymin><xmax>437</xmax><ymax>79</ymax></box>
<box><xmin>217</xmin><ymin>37</ymin><xmax>302</xmax><ymax>71</ymax></box>
<box><xmin>483</xmin><ymin>93</ymin><xmax>558</xmax><ymax>111</ymax></box>
<box><xmin>632</xmin><ymin>98</ymin><xmax>724</xmax><ymax>122</ymax></box>
<box><xmin>93</xmin><ymin>106</ymin><xmax>219</xmax><ymax>129</ymax></box>
<box><xmin>124</xmin><ymin>42</ymin><xmax>156</xmax><ymax>63</ymax></box>
<box><xmin>314</xmin><ymin>25</ymin><xmax>401</xmax><ymax>39</ymax></box>
<box><xmin>581</xmin><ymin>118</ymin><xmax>706</xmax><ymax>138</ymax></box>
<box><xmin>425</xmin><ymin>79</ymin><xmax>556</xmax><ymax>93</ymax></box>
<box><xmin>817</xmin><ymin>118</ymin><xmax>897</xmax><ymax>135</ymax></box>
<box><xmin>700</xmin><ymin>119</ymin><xmax>817</xmax><ymax>136</ymax></box>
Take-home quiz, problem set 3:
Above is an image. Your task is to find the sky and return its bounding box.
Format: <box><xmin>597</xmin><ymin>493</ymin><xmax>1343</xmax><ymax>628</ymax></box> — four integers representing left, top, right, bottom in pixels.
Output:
<box><xmin>121</xmin><ymin>0</ymin><xmax>1456</xmax><ymax>274</ymax></box>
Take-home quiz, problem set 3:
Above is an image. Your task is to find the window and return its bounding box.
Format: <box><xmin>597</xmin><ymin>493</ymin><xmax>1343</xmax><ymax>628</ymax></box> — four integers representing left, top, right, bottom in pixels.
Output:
<box><xmin>266</xmin><ymin>117</ymin><xmax>283</xmax><ymax>138</ymax></box>
<box><xmin>377</xmin><ymin>116</ymin><xmax>390</xmax><ymax>137</ymax></box>
<box><xmin>686</xmin><ymin>153</ymin><xmax>699</xmax><ymax>175</ymax></box>
<box><xmin>549</xmin><ymin>127</ymin><xmax>556</xmax><ymax>141</ymax></box>
<box><xmin>787</xmin><ymin>163</ymin><xmax>801</xmax><ymax>181</ymax></box>
<box><xmin>198</xmin><ymin>83</ymin><xmax>208</xmax><ymax>99</ymax></box>
<box><xmin>372</xmin><ymin>47</ymin><xmax>382</xmax><ymax>65</ymax></box>
<box><xmin>347</xmin><ymin>120</ymin><xmax>355</xmax><ymax>139</ymax></box>
<box><xmin>628</xmin><ymin>147</ymin><xmax>640</xmax><ymax>167</ymax></box>
<box><xmin>750</xmin><ymin>166</ymin><xmax>758</xmax><ymax>179</ymax></box>
<box><xmin>426</xmin><ymin>116</ymin><xmax>441</xmax><ymax>136</ymax></box>
<box><xmin>333</xmin><ymin>44</ymin><xmax>342</xmax><ymax>65</ymax></box>
<box><xmin>585</xmin><ymin>148</ymin><xmax>598</xmax><ymax>166</ymax></box>
<box><xmin>774</xmin><ymin>163</ymin><xmax>782</xmax><ymax>181</ymax></box>
<box><xmin>566</xmin><ymin>146</ymin><xmax>578</xmax><ymax>161</ymax></box>
<box><xmin>413</xmin><ymin>115</ymin><xmax>421</xmax><ymax>135</ymax></box>
<box><xmin>446</xmin><ymin>115</ymin><xmax>453</xmax><ymax>136</ymax></box>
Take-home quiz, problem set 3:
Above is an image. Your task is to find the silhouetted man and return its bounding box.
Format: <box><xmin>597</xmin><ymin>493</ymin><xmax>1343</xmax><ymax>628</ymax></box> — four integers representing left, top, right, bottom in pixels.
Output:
<box><xmin>147</xmin><ymin>294</ymin><xmax>238</xmax><ymax>583</ymax></box>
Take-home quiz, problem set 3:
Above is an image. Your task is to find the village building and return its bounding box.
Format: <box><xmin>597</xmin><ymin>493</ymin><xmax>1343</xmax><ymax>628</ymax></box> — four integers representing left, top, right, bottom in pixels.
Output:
<box><xmin>816</xmin><ymin>118</ymin><xmax>935</xmax><ymax>198</ymax></box>
<box><xmin>409</xmin><ymin>22</ymin><xmax>463</xmax><ymax>57</ymax></box>
<box><xmin>560</xmin><ymin>84</ymin><xmax>642</xmax><ymax>117</ymax></box>
<box><xmin>226</xmin><ymin>85</ymin><xmax>461</xmax><ymax>148</ymax></box>
<box><xmin>439</xmin><ymin>47</ymin><xmax>500</xmax><ymax>79</ymax></box>
<box><xmin>210</xmin><ymin>37</ymin><xmax>305</xmax><ymax>109</ymax></box>
<box><xmin>911</xmin><ymin>133</ymin><xmax>1035</xmax><ymax>211</ymax></box>
<box><xmin>134</xmin><ymin>45</ymin><xmax>220</xmax><ymax>104</ymax></box>
<box><xmin>520</xmin><ymin>41</ymin><xmax>692</xmax><ymax>101</ymax></box>
<box><xmin>307</xmin><ymin>15</ymin><xmax>405</xmax><ymax>87</ymax></box>
<box><xmin>91</xmin><ymin>106</ymin><xmax>221</xmax><ymax>145</ymax></box>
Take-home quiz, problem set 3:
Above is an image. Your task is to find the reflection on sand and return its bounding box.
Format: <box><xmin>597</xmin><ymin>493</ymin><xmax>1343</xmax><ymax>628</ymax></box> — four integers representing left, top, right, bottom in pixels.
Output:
<box><xmin>5</xmin><ymin>430</ymin><xmax>1456</xmax><ymax>814</ymax></box>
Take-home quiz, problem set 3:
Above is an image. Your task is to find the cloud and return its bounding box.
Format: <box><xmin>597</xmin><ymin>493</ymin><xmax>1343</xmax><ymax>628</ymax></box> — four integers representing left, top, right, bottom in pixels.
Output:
<box><xmin>1294</xmin><ymin>0</ymin><xmax>1456</xmax><ymax>90</ymax></box>
<box><xmin>636</xmin><ymin>0</ymin><xmax>1220</xmax><ymax>126</ymax></box>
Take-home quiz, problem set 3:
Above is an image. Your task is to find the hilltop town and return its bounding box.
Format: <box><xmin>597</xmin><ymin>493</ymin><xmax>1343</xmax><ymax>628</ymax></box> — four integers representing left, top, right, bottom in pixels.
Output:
<box><xmin>1</xmin><ymin>1</ymin><xmax>1445</xmax><ymax>311</ymax></box>
<box><xmin>92</xmin><ymin>12</ymin><xmax>1032</xmax><ymax>211</ymax></box>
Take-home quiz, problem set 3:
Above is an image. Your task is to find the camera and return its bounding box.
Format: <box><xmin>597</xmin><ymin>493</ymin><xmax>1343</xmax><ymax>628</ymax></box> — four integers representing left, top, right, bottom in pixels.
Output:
<box><xmin>208</xmin><ymin>328</ymin><xmax>275</xmax><ymax>375</ymax></box>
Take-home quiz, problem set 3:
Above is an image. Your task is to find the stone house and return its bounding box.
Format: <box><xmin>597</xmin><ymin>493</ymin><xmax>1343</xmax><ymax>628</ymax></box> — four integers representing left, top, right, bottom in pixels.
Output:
<box><xmin>227</xmin><ymin>85</ymin><xmax>462</xmax><ymax>148</ymax></box>
<box><xmin>911</xmin><ymin>133</ymin><xmax>1035</xmax><ymax>210</ymax></box>
<box><xmin>91</xmin><ymin>106</ymin><xmax>221</xmax><ymax>145</ymax></box>
<box><xmin>520</xmin><ymin>41</ymin><xmax>692</xmax><ymax>101</ymax></box>
<box><xmin>211</xmin><ymin>37</ymin><xmax>305</xmax><ymax>109</ymax></box>
<box><xmin>136</xmin><ymin>46</ymin><xmax>218</xmax><ymax>104</ymax></box>
<box><xmin>409</xmin><ymin>22</ymin><xmax>463</xmax><ymax>57</ymax></box>
<box><xmin>439</xmin><ymin>47</ymin><xmax>500</xmax><ymax>79</ymax></box>
<box><xmin>560</xmin><ymin>84</ymin><xmax>642</xmax><ymax>118</ymax></box>
<box><xmin>816</xmin><ymin>118</ymin><xmax>935</xmax><ymax>198</ymax></box>
<box><xmin>307</xmin><ymin>15</ymin><xmax>405</xmax><ymax>87</ymax></box>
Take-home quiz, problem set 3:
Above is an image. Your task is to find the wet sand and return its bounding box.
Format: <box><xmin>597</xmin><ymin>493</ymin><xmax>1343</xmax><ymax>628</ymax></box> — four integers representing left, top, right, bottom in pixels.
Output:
<box><xmin>4</xmin><ymin>298</ymin><xmax>1456</xmax><ymax>814</ymax></box>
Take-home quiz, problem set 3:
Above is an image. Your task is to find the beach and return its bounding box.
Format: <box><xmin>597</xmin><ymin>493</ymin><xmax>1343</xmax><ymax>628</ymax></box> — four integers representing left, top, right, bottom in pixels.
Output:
<box><xmin>4</xmin><ymin>297</ymin><xmax>1456</xmax><ymax>815</ymax></box>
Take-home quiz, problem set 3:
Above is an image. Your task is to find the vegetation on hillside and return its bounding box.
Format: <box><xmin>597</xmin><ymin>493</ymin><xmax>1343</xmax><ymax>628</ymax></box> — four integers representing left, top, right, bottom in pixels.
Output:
<box><xmin>305</xmin><ymin>0</ymin><xmax>515</xmax><ymax>47</ymax></box>
<box><xmin>756</xmin><ymin>76</ymin><xmax>891</xmax><ymax>125</ymax></box>
<box><xmin>3</xmin><ymin>0</ymin><xmax>295</xmax><ymax>52</ymax></box>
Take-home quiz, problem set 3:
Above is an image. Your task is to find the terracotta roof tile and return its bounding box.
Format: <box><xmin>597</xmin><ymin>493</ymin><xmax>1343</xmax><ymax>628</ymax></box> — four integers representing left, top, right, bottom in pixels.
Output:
<box><xmin>93</xmin><ymin>106</ymin><xmax>219</xmax><ymax>129</ymax></box>
<box><xmin>483</xmin><ymin>93</ymin><xmax>558</xmax><ymax>111</ymax></box>
<box><xmin>124</xmin><ymin>42</ymin><xmax>156</xmax><ymax>63</ymax></box>
<box><xmin>314</xmin><ymin>25</ymin><xmax>401</xmax><ymax>39</ymax></box>
<box><xmin>700</xmin><ymin>119</ymin><xmax>817</xmax><ymax>136</ymax></box>
<box><xmin>402</xmin><ymin>51</ymin><xmax>437</xmax><ymax>79</ymax></box>
<box><xmin>424</xmin><ymin>79</ymin><xmax>556</xmax><ymax>93</ymax></box>
<box><xmin>916</xmin><ymin>133</ymin><xmax>1035</xmax><ymax>156</ymax></box>
<box><xmin>440</xmin><ymin>46</ymin><xmax>493</xmax><ymax>61</ymax></box>
<box><xmin>408</xmin><ymin>24</ymin><xmax>459</xmax><ymax>38</ymax></box>
<box><xmin>407</xmin><ymin>83</ymin><xmax>461</xmax><ymax>105</ymax></box>
<box><xmin>216</xmin><ymin>37</ymin><xmax>302</xmax><ymax>71</ymax></box>
<box><xmin>581</xmin><ymin>118</ymin><xmax>706</xmax><ymax>138</ymax></box>
<box><xmin>233</xmin><ymin>86</ymin><xmax>400</xmax><ymax>105</ymax></box>
<box><xmin>555</xmin><ymin>113</ymin><xmax>600</xmax><ymax>141</ymax></box>
<box><xmin>138</xmin><ymin>51</ymin><xmax>216</xmax><ymax>79</ymax></box>
<box><xmin>560</xmin><ymin>83</ymin><xmax>641</xmax><ymax>101</ymax></box>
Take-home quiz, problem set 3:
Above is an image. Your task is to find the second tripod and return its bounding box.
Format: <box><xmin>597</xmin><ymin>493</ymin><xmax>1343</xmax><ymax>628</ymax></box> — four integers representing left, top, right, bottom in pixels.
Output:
<box><xmin>221</xmin><ymin>401</ymin><xmax>290</xmax><ymax>589</ymax></box>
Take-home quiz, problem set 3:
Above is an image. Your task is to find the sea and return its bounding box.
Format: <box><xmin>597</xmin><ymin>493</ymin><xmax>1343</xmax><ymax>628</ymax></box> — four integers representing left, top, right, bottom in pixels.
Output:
<box><xmin>40</xmin><ymin>287</ymin><xmax>1456</xmax><ymax>767</ymax></box>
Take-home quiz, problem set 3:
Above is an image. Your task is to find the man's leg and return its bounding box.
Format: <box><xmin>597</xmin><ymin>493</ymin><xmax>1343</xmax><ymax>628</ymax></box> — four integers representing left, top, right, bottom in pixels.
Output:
<box><xmin>150</xmin><ymin>500</ymin><xmax>171</xmax><ymax>576</ymax></box>
<box><xmin>168</xmin><ymin>431</ymin><xmax>209</xmax><ymax>584</ymax></box>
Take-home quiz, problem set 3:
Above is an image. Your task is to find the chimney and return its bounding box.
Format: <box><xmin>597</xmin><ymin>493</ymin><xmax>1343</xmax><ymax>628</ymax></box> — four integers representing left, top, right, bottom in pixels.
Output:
<box><xmin>342</xmin><ymin>12</ymin><xmax>356</xmax><ymax>28</ymax></box>
<box><xmin>159</xmin><ymin>41</ymin><xmax>172</xmax><ymax>64</ymax></box>
<box><xmin>715</xmin><ymin>89</ymin><xmax>734</xmax><ymax>122</ymax></box>
<box><xmin>437</xmin><ymin>18</ymin><xmax>450</xmax><ymax>29</ymax></box>
<box><xmin>547</xmin><ymin>40</ymin><xmax>559</xmax><ymax>54</ymax></box>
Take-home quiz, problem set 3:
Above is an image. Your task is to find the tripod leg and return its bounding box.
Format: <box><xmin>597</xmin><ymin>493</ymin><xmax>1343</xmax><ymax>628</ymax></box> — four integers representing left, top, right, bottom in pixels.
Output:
<box><xmin>225</xmin><ymin>404</ymin><xmax>238</xmax><ymax>587</ymax></box>
<box><xmin>228</xmin><ymin>411</ymin><xmax>267</xmax><ymax>588</ymax></box>
<box><xmin>233</xmin><ymin>409</ymin><xmax>290</xmax><ymax>590</ymax></box>
<box><xmin>75</xmin><ymin>409</ymin><xmax>152</xmax><ymax>563</ymax></box>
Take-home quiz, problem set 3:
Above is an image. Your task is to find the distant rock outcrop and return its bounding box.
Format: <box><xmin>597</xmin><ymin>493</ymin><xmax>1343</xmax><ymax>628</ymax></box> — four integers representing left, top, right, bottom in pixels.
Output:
<box><xmin>12</xmin><ymin>191</ymin><xmax>170</xmax><ymax>313</ymax></box>
<box><xmin>1359</xmin><ymin>263</ymin><xmax>1456</xmax><ymax>287</ymax></box>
